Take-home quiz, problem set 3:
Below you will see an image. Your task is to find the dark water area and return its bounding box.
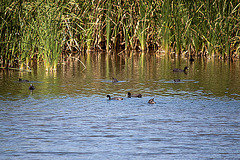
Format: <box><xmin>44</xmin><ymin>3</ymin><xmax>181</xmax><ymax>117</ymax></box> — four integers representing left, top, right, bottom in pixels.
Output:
<box><xmin>0</xmin><ymin>52</ymin><xmax>240</xmax><ymax>159</ymax></box>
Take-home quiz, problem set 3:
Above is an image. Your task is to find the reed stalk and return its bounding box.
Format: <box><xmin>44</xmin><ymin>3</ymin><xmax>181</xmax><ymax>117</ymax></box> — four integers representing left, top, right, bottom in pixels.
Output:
<box><xmin>106</xmin><ymin>0</ymin><xmax>112</xmax><ymax>52</ymax></box>
<box><xmin>136</xmin><ymin>0</ymin><xmax>151</xmax><ymax>51</ymax></box>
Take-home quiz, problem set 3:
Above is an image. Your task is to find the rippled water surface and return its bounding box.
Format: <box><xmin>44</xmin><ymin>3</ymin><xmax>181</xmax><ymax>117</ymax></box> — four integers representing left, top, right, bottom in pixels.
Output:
<box><xmin>0</xmin><ymin>53</ymin><xmax>240</xmax><ymax>159</ymax></box>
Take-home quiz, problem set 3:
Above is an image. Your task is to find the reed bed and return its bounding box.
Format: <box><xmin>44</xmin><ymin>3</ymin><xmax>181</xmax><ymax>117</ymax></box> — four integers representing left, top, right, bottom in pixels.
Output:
<box><xmin>1</xmin><ymin>0</ymin><xmax>239</xmax><ymax>70</ymax></box>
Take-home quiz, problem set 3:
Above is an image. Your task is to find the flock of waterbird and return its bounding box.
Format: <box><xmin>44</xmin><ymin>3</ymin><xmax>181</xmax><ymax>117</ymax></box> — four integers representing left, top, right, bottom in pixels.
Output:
<box><xmin>20</xmin><ymin>66</ymin><xmax>188</xmax><ymax>104</ymax></box>
<box><xmin>107</xmin><ymin>66</ymin><xmax>188</xmax><ymax>104</ymax></box>
<box><xmin>107</xmin><ymin>77</ymin><xmax>156</xmax><ymax>104</ymax></box>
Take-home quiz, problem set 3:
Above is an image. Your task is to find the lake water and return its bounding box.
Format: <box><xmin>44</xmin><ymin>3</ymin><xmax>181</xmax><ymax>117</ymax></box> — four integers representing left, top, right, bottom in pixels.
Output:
<box><xmin>0</xmin><ymin>52</ymin><xmax>240</xmax><ymax>159</ymax></box>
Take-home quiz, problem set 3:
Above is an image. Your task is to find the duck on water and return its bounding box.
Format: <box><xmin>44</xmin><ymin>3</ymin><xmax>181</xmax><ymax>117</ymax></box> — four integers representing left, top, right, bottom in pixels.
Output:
<box><xmin>173</xmin><ymin>66</ymin><xmax>188</xmax><ymax>72</ymax></box>
<box><xmin>112</xmin><ymin>77</ymin><xmax>118</xmax><ymax>83</ymax></box>
<box><xmin>107</xmin><ymin>95</ymin><xmax>123</xmax><ymax>100</ymax></box>
<box><xmin>148</xmin><ymin>98</ymin><xmax>156</xmax><ymax>104</ymax></box>
<box><xmin>29</xmin><ymin>84</ymin><xmax>35</xmax><ymax>90</ymax></box>
<box><xmin>19</xmin><ymin>78</ymin><xmax>29</xmax><ymax>82</ymax></box>
<box><xmin>174</xmin><ymin>79</ymin><xmax>181</xmax><ymax>82</ymax></box>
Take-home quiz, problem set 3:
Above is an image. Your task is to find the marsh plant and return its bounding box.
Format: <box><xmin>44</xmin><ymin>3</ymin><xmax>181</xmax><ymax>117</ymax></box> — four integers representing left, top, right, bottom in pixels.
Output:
<box><xmin>1</xmin><ymin>0</ymin><xmax>239</xmax><ymax>70</ymax></box>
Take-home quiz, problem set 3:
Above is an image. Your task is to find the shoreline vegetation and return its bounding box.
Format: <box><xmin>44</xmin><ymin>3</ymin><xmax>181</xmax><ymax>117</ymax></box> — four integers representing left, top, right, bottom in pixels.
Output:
<box><xmin>1</xmin><ymin>0</ymin><xmax>240</xmax><ymax>71</ymax></box>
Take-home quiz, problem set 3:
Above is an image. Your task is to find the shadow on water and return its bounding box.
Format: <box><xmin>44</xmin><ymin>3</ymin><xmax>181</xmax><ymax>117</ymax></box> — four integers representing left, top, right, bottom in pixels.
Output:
<box><xmin>0</xmin><ymin>51</ymin><xmax>240</xmax><ymax>159</ymax></box>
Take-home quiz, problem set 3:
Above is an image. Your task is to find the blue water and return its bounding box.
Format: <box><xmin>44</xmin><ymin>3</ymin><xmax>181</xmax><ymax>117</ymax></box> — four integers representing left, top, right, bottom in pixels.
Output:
<box><xmin>0</xmin><ymin>54</ymin><xmax>240</xmax><ymax>159</ymax></box>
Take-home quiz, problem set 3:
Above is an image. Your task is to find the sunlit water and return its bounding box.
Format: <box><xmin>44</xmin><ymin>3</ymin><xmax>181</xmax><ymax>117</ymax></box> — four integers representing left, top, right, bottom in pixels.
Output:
<box><xmin>1</xmin><ymin>53</ymin><xmax>240</xmax><ymax>159</ymax></box>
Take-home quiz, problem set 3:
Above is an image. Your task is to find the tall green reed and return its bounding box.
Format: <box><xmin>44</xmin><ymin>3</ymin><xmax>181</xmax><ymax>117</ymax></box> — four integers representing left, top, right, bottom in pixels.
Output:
<box><xmin>137</xmin><ymin>0</ymin><xmax>147</xmax><ymax>51</ymax></box>
<box><xmin>1</xmin><ymin>0</ymin><xmax>240</xmax><ymax>71</ymax></box>
<box><xmin>136</xmin><ymin>0</ymin><xmax>154</xmax><ymax>51</ymax></box>
<box><xmin>158</xmin><ymin>0</ymin><xmax>172</xmax><ymax>53</ymax></box>
<box><xmin>35</xmin><ymin>0</ymin><xmax>64</xmax><ymax>71</ymax></box>
<box><xmin>106</xmin><ymin>0</ymin><xmax>112</xmax><ymax>52</ymax></box>
<box><xmin>0</xmin><ymin>1</ymin><xmax>21</xmax><ymax>68</ymax></box>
